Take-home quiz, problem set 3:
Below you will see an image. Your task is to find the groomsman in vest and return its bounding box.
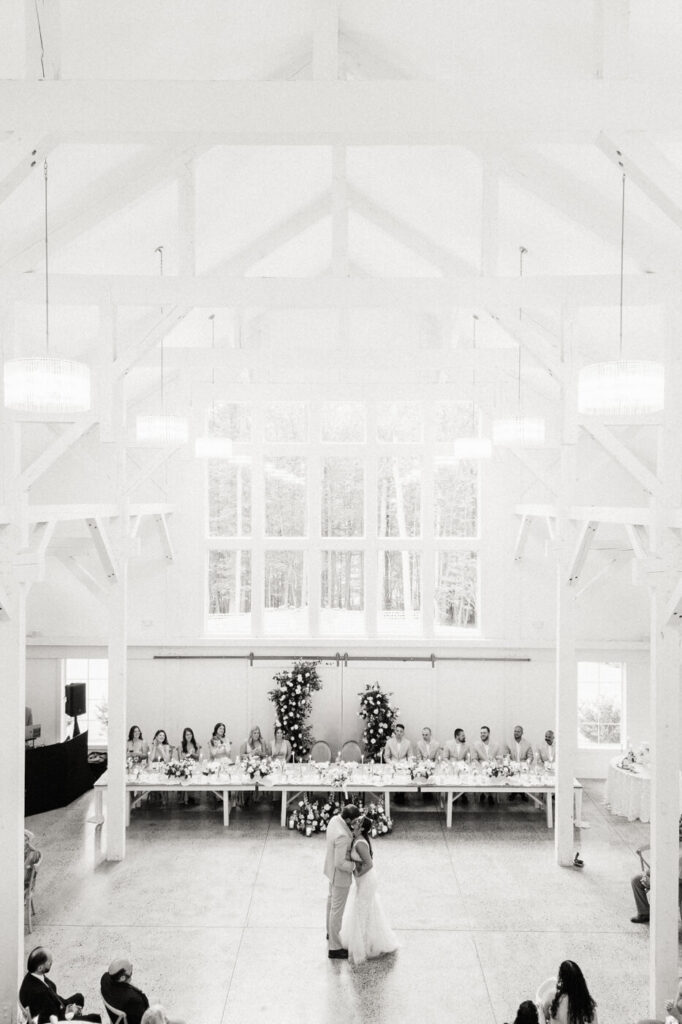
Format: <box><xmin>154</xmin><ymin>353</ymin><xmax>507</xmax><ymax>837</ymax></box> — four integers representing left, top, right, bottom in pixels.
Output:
<box><xmin>416</xmin><ymin>726</ymin><xmax>440</xmax><ymax>760</ymax></box>
<box><xmin>442</xmin><ymin>727</ymin><xmax>470</xmax><ymax>804</ymax></box>
<box><xmin>505</xmin><ymin>724</ymin><xmax>533</xmax><ymax>801</ymax></box>
<box><xmin>383</xmin><ymin>723</ymin><xmax>412</xmax><ymax>762</ymax></box>
<box><xmin>538</xmin><ymin>729</ymin><xmax>556</xmax><ymax>765</ymax></box>
<box><xmin>473</xmin><ymin>725</ymin><xmax>502</xmax><ymax>805</ymax></box>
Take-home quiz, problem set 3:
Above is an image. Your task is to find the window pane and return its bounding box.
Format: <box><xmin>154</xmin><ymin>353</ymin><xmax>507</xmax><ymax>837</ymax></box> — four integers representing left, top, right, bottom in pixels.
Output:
<box><xmin>435</xmin><ymin>401</ymin><xmax>478</xmax><ymax>442</ymax></box>
<box><xmin>321</xmin><ymin>401</ymin><xmax>365</xmax><ymax>442</ymax></box>
<box><xmin>265</xmin><ymin>457</ymin><xmax>306</xmax><ymax>536</ymax></box>
<box><xmin>208</xmin><ymin>402</ymin><xmax>251</xmax><ymax>442</ymax></box>
<box><xmin>66</xmin><ymin>659</ymin><xmax>108</xmax><ymax>745</ymax></box>
<box><xmin>264</xmin><ymin>551</ymin><xmax>307</xmax><ymax>633</ymax></box>
<box><xmin>434</xmin><ymin>461</ymin><xmax>477</xmax><ymax>537</ymax></box>
<box><xmin>208</xmin><ymin>461</ymin><xmax>251</xmax><ymax>536</ymax></box>
<box><xmin>435</xmin><ymin>551</ymin><xmax>477</xmax><ymax>629</ymax></box>
<box><xmin>377</xmin><ymin>457</ymin><xmax>421</xmax><ymax>537</ymax></box>
<box><xmin>321</xmin><ymin>551</ymin><xmax>364</xmax><ymax>633</ymax></box>
<box><xmin>264</xmin><ymin>402</ymin><xmax>307</xmax><ymax>442</ymax></box>
<box><xmin>377</xmin><ymin>401</ymin><xmax>422</xmax><ymax>442</ymax></box>
<box><xmin>322</xmin><ymin>458</ymin><xmax>364</xmax><ymax>537</ymax></box>
<box><xmin>577</xmin><ymin>662</ymin><xmax>624</xmax><ymax>748</ymax></box>
<box><xmin>379</xmin><ymin>550</ymin><xmax>421</xmax><ymax>633</ymax></box>
<box><xmin>208</xmin><ymin>550</ymin><xmax>252</xmax><ymax>616</ymax></box>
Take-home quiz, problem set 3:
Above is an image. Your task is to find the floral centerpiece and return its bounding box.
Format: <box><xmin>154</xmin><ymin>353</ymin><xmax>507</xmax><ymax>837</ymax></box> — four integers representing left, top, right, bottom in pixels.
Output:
<box><xmin>243</xmin><ymin>755</ymin><xmax>273</xmax><ymax>780</ymax></box>
<box><xmin>484</xmin><ymin>763</ymin><xmax>515</xmax><ymax>779</ymax></box>
<box><xmin>358</xmin><ymin>681</ymin><xmax>399</xmax><ymax>762</ymax></box>
<box><xmin>164</xmin><ymin>759</ymin><xmax>194</xmax><ymax>780</ymax></box>
<box><xmin>409</xmin><ymin>758</ymin><xmax>436</xmax><ymax>781</ymax></box>
<box><xmin>268</xmin><ymin>660</ymin><xmax>322</xmax><ymax>760</ymax></box>
<box><xmin>289</xmin><ymin>798</ymin><xmax>393</xmax><ymax>837</ymax></box>
<box><xmin>325</xmin><ymin>763</ymin><xmax>351</xmax><ymax>788</ymax></box>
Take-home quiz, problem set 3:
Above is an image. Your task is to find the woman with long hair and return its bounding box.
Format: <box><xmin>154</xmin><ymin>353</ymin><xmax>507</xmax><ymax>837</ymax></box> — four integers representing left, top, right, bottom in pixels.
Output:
<box><xmin>271</xmin><ymin>724</ymin><xmax>292</xmax><ymax>763</ymax></box>
<box><xmin>180</xmin><ymin>726</ymin><xmax>201</xmax><ymax>760</ymax></box>
<box><xmin>243</xmin><ymin>725</ymin><xmax>270</xmax><ymax>757</ymax></box>
<box><xmin>547</xmin><ymin>961</ymin><xmax>598</xmax><ymax>1024</ymax></box>
<box><xmin>126</xmin><ymin>725</ymin><xmax>148</xmax><ymax>763</ymax></box>
<box><xmin>208</xmin><ymin>722</ymin><xmax>232</xmax><ymax>761</ymax></box>
<box><xmin>149</xmin><ymin>729</ymin><xmax>171</xmax><ymax>763</ymax></box>
<box><xmin>339</xmin><ymin>813</ymin><xmax>398</xmax><ymax>964</ymax></box>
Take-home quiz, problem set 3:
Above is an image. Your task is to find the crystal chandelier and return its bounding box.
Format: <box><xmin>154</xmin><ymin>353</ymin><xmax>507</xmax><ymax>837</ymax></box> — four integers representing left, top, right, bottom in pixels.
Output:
<box><xmin>453</xmin><ymin>315</ymin><xmax>492</xmax><ymax>460</ymax></box>
<box><xmin>4</xmin><ymin>161</ymin><xmax>91</xmax><ymax>414</ymax></box>
<box><xmin>135</xmin><ymin>245</ymin><xmax>188</xmax><ymax>445</ymax></box>
<box><xmin>578</xmin><ymin>168</ymin><xmax>664</xmax><ymax>416</ymax></box>
<box><xmin>194</xmin><ymin>314</ymin><xmax>233</xmax><ymax>458</ymax></box>
<box><xmin>492</xmin><ymin>416</ymin><xmax>546</xmax><ymax>447</ymax></box>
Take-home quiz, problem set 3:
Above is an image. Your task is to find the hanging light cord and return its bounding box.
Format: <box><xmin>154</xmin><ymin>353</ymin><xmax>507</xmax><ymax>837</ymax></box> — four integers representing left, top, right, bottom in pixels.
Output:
<box><xmin>44</xmin><ymin>159</ymin><xmax>49</xmax><ymax>353</ymax></box>
<box><xmin>619</xmin><ymin>171</ymin><xmax>626</xmax><ymax>357</ymax></box>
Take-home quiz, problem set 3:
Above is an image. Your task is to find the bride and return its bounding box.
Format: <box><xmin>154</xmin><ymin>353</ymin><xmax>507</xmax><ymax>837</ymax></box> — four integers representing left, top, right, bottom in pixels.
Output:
<box><xmin>339</xmin><ymin>813</ymin><xmax>399</xmax><ymax>964</ymax></box>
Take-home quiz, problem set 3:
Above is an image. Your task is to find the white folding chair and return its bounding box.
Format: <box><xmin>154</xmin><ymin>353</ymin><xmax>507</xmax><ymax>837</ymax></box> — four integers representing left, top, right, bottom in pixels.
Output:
<box><xmin>534</xmin><ymin>977</ymin><xmax>556</xmax><ymax>1022</ymax></box>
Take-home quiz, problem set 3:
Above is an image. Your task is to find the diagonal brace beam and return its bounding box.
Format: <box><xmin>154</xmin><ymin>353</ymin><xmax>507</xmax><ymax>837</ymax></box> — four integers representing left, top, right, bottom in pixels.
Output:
<box><xmin>85</xmin><ymin>518</ymin><xmax>118</xmax><ymax>582</ymax></box>
<box><xmin>568</xmin><ymin>520</ymin><xmax>599</xmax><ymax>585</ymax></box>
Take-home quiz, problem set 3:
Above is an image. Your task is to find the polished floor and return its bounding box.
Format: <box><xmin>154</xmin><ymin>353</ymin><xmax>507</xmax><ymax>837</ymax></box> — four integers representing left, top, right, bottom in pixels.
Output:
<box><xmin>24</xmin><ymin>782</ymin><xmax>662</xmax><ymax>1024</ymax></box>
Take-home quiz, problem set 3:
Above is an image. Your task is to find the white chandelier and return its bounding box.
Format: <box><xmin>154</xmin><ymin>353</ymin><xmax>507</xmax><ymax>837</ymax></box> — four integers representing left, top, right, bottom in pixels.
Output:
<box><xmin>577</xmin><ymin>170</ymin><xmax>664</xmax><ymax>417</ymax></box>
<box><xmin>3</xmin><ymin>162</ymin><xmax>91</xmax><ymax>415</ymax></box>
<box><xmin>578</xmin><ymin>360</ymin><xmax>664</xmax><ymax>416</ymax></box>
<box><xmin>492</xmin><ymin>416</ymin><xmax>546</xmax><ymax>447</ymax></box>
<box><xmin>136</xmin><ymin>415</ymin><xmax>188</xmax><ymax>445</ymax></box>
<box><xmin>4</xmin><ymin>356</ymin><xmax>91</xmax><ymax>413</ymax></box>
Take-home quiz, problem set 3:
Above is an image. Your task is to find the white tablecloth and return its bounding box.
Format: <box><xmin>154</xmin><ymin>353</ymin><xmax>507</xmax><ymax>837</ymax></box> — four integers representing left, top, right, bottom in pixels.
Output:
<box><xmin>605</xmin><ymin>758</ymin><xmax>682</xmax><ymax>823</ymax></box>
<box><xmin>606</xmin><ymin>759</ymin><xmax>652</xmax><ymax>822</ymax></box>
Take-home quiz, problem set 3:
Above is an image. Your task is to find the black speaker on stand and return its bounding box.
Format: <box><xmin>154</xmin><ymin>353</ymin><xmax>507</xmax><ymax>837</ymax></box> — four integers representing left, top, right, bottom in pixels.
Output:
<box><xmin>65</xmin><ymin>682</ymin><xmax>86</xmax><ymax>739</ymax></box>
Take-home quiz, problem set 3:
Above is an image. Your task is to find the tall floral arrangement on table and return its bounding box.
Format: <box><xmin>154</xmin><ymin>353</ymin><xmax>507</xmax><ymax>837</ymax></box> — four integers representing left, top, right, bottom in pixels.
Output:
<box><xmin>268</xmin><ymin>660</ymin><xmax>322</xmax><ymax>760</ymax></box>
<box><xmin>358</xmin><ymin>681</ymin><xmax>399</xmax><ymax>762</ymax></box>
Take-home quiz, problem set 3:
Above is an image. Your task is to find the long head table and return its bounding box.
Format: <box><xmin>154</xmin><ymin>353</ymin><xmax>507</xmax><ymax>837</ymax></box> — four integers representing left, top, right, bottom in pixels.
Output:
<box><xmin>93</xmin><ymin>762</ymin><xmax>582</xmax><ymax>830</ymax></box>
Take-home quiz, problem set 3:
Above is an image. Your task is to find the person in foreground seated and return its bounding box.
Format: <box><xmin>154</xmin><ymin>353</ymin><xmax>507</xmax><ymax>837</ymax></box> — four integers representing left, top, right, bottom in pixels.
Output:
<box><xmin>241</xmin><ymin>724</ymin><xmax>270</xmax><ymax>756</ymax></box>
<box><xmin>149</xmin><ymin>729</ymin><xmax>171</xmax><ymax>763</ymax></box>
<box><xmin>127</xmin><ymin>725</ymin><xmax>149</xmax><ymax>762</ymax></box>
<box><xmin>635</xmin><ymin>976</ymin><xmax>682</xmax><ymax>1024</ymax></box>
<box><xmin>630</xmin><ymin>840</ymin><xmax>682</xmax><ymax>923</ymax></box>
<box><xmin>208</xmin><ymin>722</ymin><xmax>232</xmax><ymax>761</ymax></box>
<box><xmin>101</xmin><ymin>958</ymin><xmax>149</xmax><ymax>1024</ymax></box>
<box><xmin>20</xmin><ymin>946</ymin><xmax>101</xmax><ymax>1023</ymax></box>
<box><xmin>383</xmin><ymin>723</ymin><xmax>412</xmax><ymax>762</ymax></box>
<box><xmin>538</xmin><ymin>729</ymin><xmax>556</xmax><ymax>765</ymax></box>
<box><xmin>416</xmin><ymin>726</ymin><xmax>440</xmax><ymax>760</ymax></box>
<box><xmin>539</xmin><ymin>959</ymin><xmax>598</xmax><ymax>1024</ymax></box>
<box><xmin>473</xmin><ymin>725</ymin><xmax>502</xmax><ymax>805</ymax></box>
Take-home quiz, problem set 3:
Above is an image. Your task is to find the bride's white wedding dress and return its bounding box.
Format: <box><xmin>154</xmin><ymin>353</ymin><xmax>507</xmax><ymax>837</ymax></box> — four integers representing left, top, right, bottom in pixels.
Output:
<box><xmin>339</xmin><ymin>838</ymin><xmax>398</xmax><ymax>964</ymax></box>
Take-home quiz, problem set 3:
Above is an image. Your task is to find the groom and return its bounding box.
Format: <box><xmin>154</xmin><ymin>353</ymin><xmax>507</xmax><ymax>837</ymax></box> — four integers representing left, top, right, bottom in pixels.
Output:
<box><xmin>324</xmin><ymin>802</ymin><xmax>362</xmax><ymax>959</ymax></box>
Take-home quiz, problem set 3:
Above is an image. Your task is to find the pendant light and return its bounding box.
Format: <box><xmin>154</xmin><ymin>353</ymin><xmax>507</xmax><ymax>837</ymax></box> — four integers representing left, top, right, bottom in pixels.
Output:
<box><xmin>4</xmin><ymin>161</ymin><xmax>91</xmax><ymax>413</ymax></box>
<box><xmin>195</xmin><ymin>314</ymin><xmax>232</xmax><ymax>458</ymax></box>
<box><xmin>493</xmin><ymin>247</ymin><xmax>546</xmax><ymax>447</ymax></box>
<box><xmin>453</xmin><ymin>315</ymin><xmax>492</xmax><ymax>459</ymax></box>
<box><xmin>136</xmin><ymin>245</ymin><xmax>188</xmax><ymax>445</ymax></box>
<box><xmin>578</xmin><ymin>166</ymin><xmax>664</xmax><ymax>416</ymax></box>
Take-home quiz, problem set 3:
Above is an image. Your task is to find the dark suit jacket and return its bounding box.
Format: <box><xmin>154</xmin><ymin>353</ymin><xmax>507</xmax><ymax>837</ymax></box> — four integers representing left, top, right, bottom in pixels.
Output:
<box><xmin>101</xmin><ymin>973</ymin><xmax>150</xmax><ymax>1024</ymax></box>
<box><xmin>19</xmin><ymin>973</ymin><xmax>64</xmax><ymax>1024</ymax></box>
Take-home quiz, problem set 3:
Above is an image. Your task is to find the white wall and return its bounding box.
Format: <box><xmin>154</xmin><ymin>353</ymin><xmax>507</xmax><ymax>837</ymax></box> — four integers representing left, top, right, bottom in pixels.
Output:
<box><xmin>26</xmin><ymin>644</ymin><xmax>656</xmax><ymax>777</ymax></box>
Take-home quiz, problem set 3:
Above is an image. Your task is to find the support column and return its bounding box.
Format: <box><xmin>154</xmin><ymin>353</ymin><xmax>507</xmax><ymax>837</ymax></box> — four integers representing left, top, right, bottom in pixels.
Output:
<box><xmin>555</xmin><ymin>351</ymin><xmax>578</xmax><ymax>866</ymax></box>
<box><xmin>0</xmin><ymin>580</ymin><xmax>27</xmax><ymax>1024</ymax></box>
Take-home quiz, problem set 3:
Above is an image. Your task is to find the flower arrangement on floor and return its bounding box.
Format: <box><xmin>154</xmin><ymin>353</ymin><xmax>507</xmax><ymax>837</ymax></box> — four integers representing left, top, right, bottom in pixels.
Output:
<box><xmin>409</xmin><ymin>758</ymin><xmax>436</xmax><ymax>781</ymax></box>
<box><xmin>242</xmin><ymin>754</ymin><xmax>273</xmax><ymax>780</ymax></box>
<box><xmin>358</xmin><ymin>681</ymin><xmax>399</xmax><ymax>761</ymax></box>
<box><xmin>164</xmin><ymin>759</ymin><xmax>194</xmax><ymax>780</ymax></box>
<box><xmin>269</xmin><ymin>660</ymin><xmax>322</xmax><ymax>759</ymax></box>
<box><xmin>289</xmin><ymin>797</ymin><xmax>393</xmax><ymax>837</ymax></box>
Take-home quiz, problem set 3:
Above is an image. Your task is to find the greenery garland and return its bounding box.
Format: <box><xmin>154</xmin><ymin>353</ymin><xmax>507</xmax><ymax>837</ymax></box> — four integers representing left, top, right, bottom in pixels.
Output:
<box><xmin>268</xmin><ymin>660</ymin><xmax>322</xmax><ymax>759</ymax></box>
<box><xmin>358</xmin><ymin>681</ymin><xmax>399</xmax><ymax>762</ymax></box>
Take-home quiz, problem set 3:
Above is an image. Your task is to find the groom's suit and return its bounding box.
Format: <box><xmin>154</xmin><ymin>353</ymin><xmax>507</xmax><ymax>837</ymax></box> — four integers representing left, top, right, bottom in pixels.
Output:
<box><xmin>323</xmin><ymin>814</ymin><xmax>355</xmax><ymax>951</ymax></box>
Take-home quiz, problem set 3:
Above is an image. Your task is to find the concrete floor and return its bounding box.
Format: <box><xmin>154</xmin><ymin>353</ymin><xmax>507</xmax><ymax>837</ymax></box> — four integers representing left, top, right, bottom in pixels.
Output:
<box><xmin>24</xmin><ymin>782</ymin><xmax>664</xmax><ymax>1024</ymax></box>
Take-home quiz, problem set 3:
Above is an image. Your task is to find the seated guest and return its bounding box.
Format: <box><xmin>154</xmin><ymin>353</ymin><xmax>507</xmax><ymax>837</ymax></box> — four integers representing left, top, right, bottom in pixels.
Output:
<box><xmin>127</xmin><ymin>725</ymin><xmax>149</xmax><ymax>762</ymax></box>
<box><xmin>416</xmin><ymin>726</ymin><xmax>440</xmax><ymax>760</ymax></box>
<box><xmin>208</xmin><ymin>722</ymin><xmax>232</xmax><ymax>761</ymax></box>
<box><xmin>473</xmin><ymin>725</ymin><xmax>502</xmax><ymax>805</ymax></box>
<box><xmin>538</xmin><ymin>729</ymin><xmax>556</xmax><ymax>765</ymax></box>
<box><xmin>630</xmin><ymin>841</ymin><xmax>682</xmax><ymax>923</ymax></box>
<box><xmin>241</xmin><ymin>725</ymin><xmax>270</xmax><ymax>757</ymax></box>
<box><xmin>271</xmin><ymin>724</ymin><xmax>292</xmax><ymax>762</ymax></box>
<box><xmin>149</xmin><ymin>729</ymin><xmax>171</xmax><ymax>763</ymax></box>
<box><xmin>20</xmin><ymin>946</ymin><xmax>101</xmax><ymax>1023</ymax></box>
<box><xmin>507</xmin><ymin>1001</ymin><xmax>540</xmax><ymax>1024</ymax></box>
<box><xmin>442</xmin><ymin>727</ymin><xmax>470</xmax><ymax>762</ymax></box>
<box><xmin>505</xmin><ymin>724</ymin><xmax>533</xmax><ymax>763</ymax></box>
<box><xmin>540</xmin><ymin>960</ymin><xmax>598</xmax><ymax>1024</ymax></box>
<box><xmin>383</xmin><ymin>722</ymin><xmax>412</xmax><ymax>762</ymax></box>
<box><xmin>141</xmin><ymin>1005</ymin><xmax>187</xmax><ymax>1024</ymax></box>
<box><xmin>101</xmin><ymin>958</ymin><xmax>149</xmax><ymax>1024</ymax></box>
<box><xmin>179</xmin><ymin>726</ymin><xmax>201</xmax><ymax>761</ymax></box>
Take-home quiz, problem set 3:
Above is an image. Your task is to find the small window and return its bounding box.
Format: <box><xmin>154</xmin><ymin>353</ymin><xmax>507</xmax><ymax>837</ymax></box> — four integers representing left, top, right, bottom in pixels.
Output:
<box><xmin>208</xmin><ymin>402</ymin><xmax>251</xmax><ymax>442</ymax></box>
<box><xmin>577</xmin><ymin>661</ymin><xmax>625</xmax><ymax>748</ymax></box>
<box><xmin>208</xmin><ymin>550</ymin><xmax>252</xmax><ymax>633</ymax></box>
<box><xmin>377</xmin><ymin>458</ymin><xmax>421</xmax><ymax>537</ymax></box>
<box><xmin>378</xmin><ymin>550</ymin><xmax>421</xmax><ymax>634</ymax></box>
<box><xmin>322</xmin><ymin>458</ymin><xmax>364</xmax><ymax>537</ymax></box>
<box><xmin>321</xmin><ymin>401</ymin><xmax>365</xmax><ymax>442</ymax></box>
<box><xmin>208</xmin><ymin>461</ymin><xmax>251</xmax><ymax>537</ymax></box>
<box><xmin>435</xmin><ymin>550</ymin><xmax>478</xmax><ymax>630</ymax></box>
<box><xmin>321</xmin><ymin>551</ymin><xmax>364</xmax><ymax>634</ymax></box>
<box><xmin>264</xmin><ymin>551</ymin><xmax>308</xmax><ymax>634</ymax></box>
